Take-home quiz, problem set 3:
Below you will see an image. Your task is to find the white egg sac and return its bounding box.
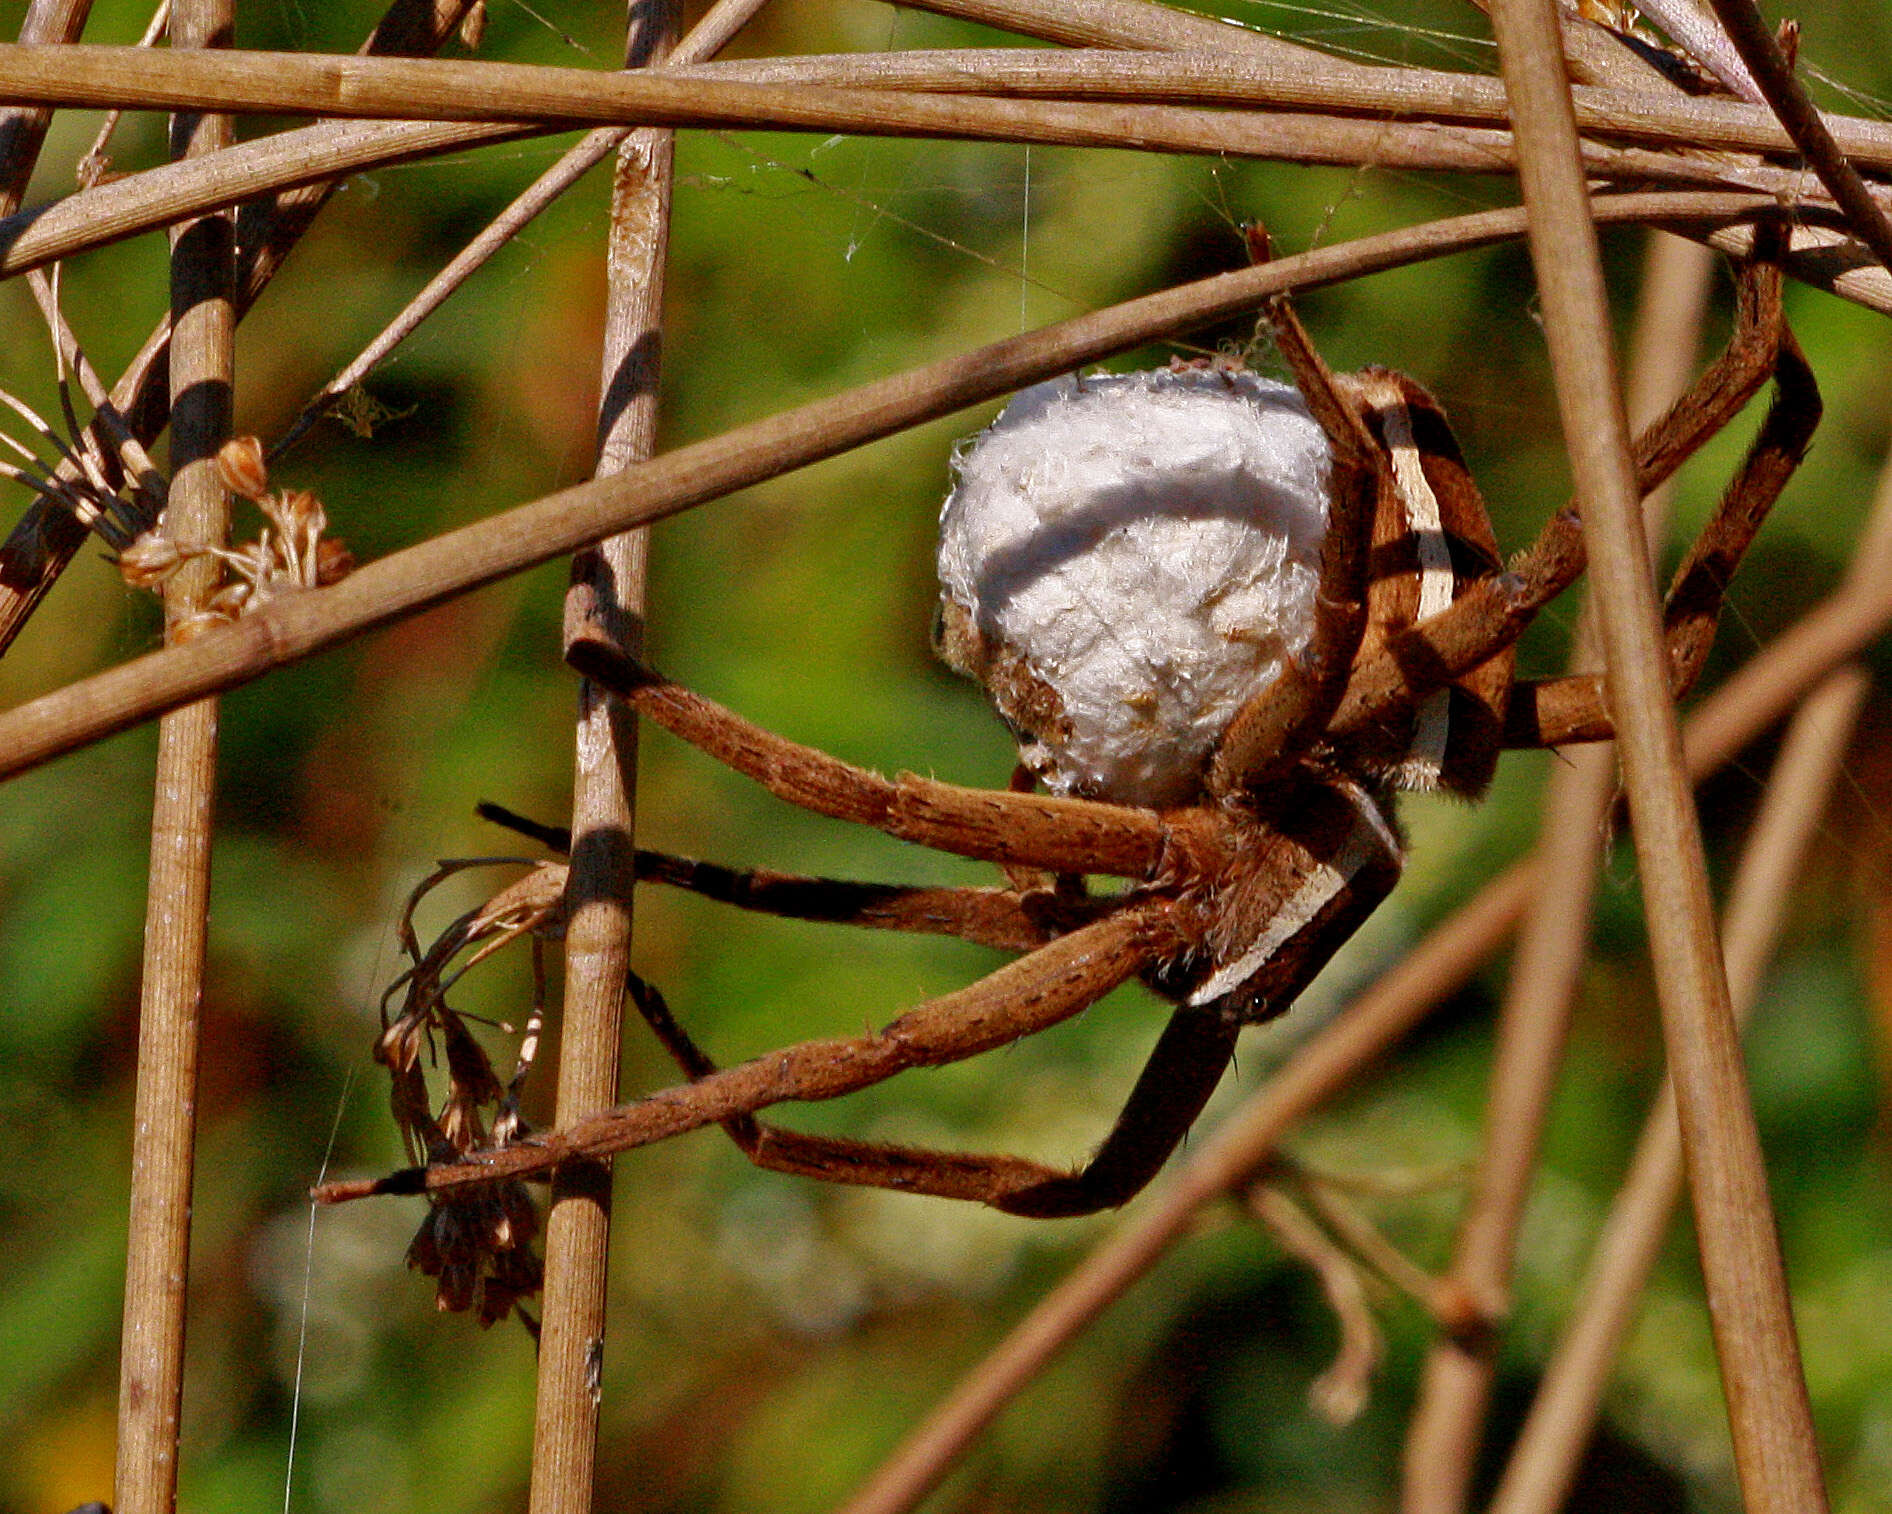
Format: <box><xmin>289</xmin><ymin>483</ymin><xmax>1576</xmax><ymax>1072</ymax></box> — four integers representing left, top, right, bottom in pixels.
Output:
<box><xmin>936</xmin><ymin>367</ymin><xmax>1333</xmax><ymax>807</ymax></box>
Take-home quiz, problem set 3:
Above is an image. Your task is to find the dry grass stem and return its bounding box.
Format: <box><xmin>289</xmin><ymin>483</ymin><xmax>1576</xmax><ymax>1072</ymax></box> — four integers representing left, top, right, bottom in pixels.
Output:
<box><xmin>113</xmin><ymin>2</ymin><xmax>233</xmax><ymax>1509</ymax></box>
<box><xmin>75</xmin><ymin>0</ymin><xmax>170</xmax><ymax>187</ymax></box>
<box><xmin>9</xmin><ymin>42</ymin><xmax>1892</xmax><ymax>170</ymax></box>
<box><xmin>528</xmin><ymin>0</ymin><xmax>687</xmax><ymax>1504</ymax></box>
<box><xmin>0</xmin><ymin>191</ymin><xmax>1805</xmax><ymax>786</ymax></box>
<box><xmin>1488</xmin><ymin>427</ymin><xmax>1892</xmax><ymax>1511</ymax></box>
<box><xmin>1247</xmin><ymin>1184</ymin><xmax>1384</xmax><ymax>1425</ymax></box>
<box><xmin>1398</xmin><ymin>225</ymin><xmax>1714</xmax><ymax>1511</ymax></box>
<box><xmin>1483</xmin><ymin>0</ymin><xmax>1825</xmax><ymax>1508</ymax></box>
<box><xmin>1489</xmin><ymin>661</ymin><xmax>1868</xmax><ymax>1513</ymax></box>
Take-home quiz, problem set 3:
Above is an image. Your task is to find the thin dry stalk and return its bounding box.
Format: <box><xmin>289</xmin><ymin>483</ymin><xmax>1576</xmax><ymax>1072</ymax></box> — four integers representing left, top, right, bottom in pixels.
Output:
<box><xmin>75</xmin><ymin>0</ymin><xmax>169</xmax><ymax>187</ymax></box>
<box><xmin>528</xmin><ymin>0</ymin><xmax>683</xmax><ymax>1505</ymax></box>
<box><xmin>1489</xmin><ymin>661</ymin><xmax>1868</xmax><ymax>1514</ymax></box>
<box><xmin>1397</xmin><ymin>228</ymin><xmax>1714</xmax><ymax>1513</ymax></box>
<box><xmin>1485</xmin><ymin>0</ymin><xmax>1826</xmax><ymax>1509</ymax></box>
<box><xmin>1487</xmin><ymin>436</ymin><xmax>1892</xmax><ymax>1513</ymax></box>
<box><xmin>14</xmin><ymin>41</ymin><xmax>1892</xmax><ymax>168</ymax></box>
<box><xmin>114</xmin><ymin>2</ymin><xmax>234</xmax><ymax>1510</ymax></box>
<box><xmin>0</xmin><ymin>192</ymin><xmax>1802</xmax><ymax>786</ymax></box>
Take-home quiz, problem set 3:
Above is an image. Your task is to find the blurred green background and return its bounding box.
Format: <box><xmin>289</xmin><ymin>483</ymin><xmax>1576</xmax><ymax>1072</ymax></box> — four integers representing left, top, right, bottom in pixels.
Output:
<box><xmin>4</xmin><ymin>0</ymin><xmax>1892</xmax><ymax>1509</ymax></box>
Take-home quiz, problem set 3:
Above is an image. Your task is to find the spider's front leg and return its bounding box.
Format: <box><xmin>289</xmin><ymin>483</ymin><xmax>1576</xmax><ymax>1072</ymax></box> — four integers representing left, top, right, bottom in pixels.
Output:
<box><xmin>1207</xmin><ymin>291</ymin><xmax>1379</xmax><ymax>797</ymax></box>
<box><xmin>324</xmin><ymin>899</ymin><xmax>1196</xmax><ymax>1204</ymax></box>
<box><xmin>1324</xmin><ymin>240</ymin><xmax>1814</xmax><ymax>755</ymax></box>
<box><xmin>568</xmin><ymin>633</ymin><xmax>1193</xmax><ymax>883</ymax></box>
<box><xmin>1504</xmin><ymin>266</ymin><xmax>1820</xmax><ymax>748</ymax></box>
<box><xmin>629</xmin><ymin>972</ymin><xmax>1240</xmax><ymax>1219</ymax></box>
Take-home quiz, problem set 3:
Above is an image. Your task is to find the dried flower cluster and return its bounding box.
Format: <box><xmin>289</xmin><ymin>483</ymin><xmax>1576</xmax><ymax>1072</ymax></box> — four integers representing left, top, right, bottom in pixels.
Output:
<box><xmin>118</xmin><ymin>436</ymin><xmax>354</xmax><ymax>634</ymax></box>
<box><xmin>376</xmin><ymin>859</ymin><xmax>568</xmax><ymax>1327</ymax></box>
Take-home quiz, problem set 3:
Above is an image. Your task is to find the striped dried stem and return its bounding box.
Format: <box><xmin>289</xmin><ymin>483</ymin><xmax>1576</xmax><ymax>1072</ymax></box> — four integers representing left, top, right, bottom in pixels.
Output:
<box><xmin>528</xmin><ymin>0</ymin><xmax>688</xmax><ymax>1506</ymax></box>
<box><xmin>113</xmin><ymin>0</ymin><xmax>235</xmax><ymax>1510</ymax></box>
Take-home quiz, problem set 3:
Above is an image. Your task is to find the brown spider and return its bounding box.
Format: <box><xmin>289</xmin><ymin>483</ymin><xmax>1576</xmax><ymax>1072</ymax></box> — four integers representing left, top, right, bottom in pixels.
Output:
<box><xmin>319</xmin><ymin>235</ymin><xmax>1814</xmax><ymax>1229</ymax></box>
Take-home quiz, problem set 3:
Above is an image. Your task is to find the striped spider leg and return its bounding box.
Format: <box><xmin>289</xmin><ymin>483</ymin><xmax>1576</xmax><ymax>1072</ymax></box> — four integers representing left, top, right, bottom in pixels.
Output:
<box><xmin>326</xmin><ymin>236</ymin><xmax>1813</xmax><ymax>1231</ymax></box>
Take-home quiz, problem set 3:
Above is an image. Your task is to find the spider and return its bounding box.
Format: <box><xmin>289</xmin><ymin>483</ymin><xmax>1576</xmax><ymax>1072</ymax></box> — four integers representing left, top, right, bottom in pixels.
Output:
<box><xmin>324</xmin><ymin>229</ymin><xmax>1814</xmax><ymax>1228</ymax></box>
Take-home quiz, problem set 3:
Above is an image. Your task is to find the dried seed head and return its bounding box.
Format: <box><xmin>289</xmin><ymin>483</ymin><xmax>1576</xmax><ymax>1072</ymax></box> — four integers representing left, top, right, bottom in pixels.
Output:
<box><xmin>216</xmin><ymin>435</ymin><xmax>270</xmax><ymax>500</ymax></box>
<box><xmin>117</xmin><ymin>530</ymin><xmax>183</xmax><ymax>588</ymax></box>
<box><xmin>937</xmin><ymin>368</ymin><xmax>1331</xmax><ymax>806</ymax></box>
<box><xmin>316</xmin><ymin>537</ymin><xmax>355</xmax><ymax>585</ymax></box>
<box><xmin>279</xmin><ymin>488</ymin><xmax>324</xmax><ymax>533</ymax></box>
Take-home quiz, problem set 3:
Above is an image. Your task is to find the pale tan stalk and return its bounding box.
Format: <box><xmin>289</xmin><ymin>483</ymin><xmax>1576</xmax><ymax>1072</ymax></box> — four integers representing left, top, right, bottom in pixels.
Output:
<box><xmin>1490</xmin><ymin>663</ymin><xmax>1867</xmax><ymax>1514</ymax></box>
<box><xmin>274</xmin><ymin>0</ymin><xmax>770</xmax><ymax>459</ymax></box>
<box><xmin>898</xmin><ymin>0</ymin><xmax>1317</xmax><ymax>58</ymax></box>
<box><xmin>1487</xmin><ymin>439</ymin><xmax>1892</xmax><ymax>1513</ymax></box>
<box><xmin>114</xmin><ymin>2</ymin><xmax>233</xmax><ymax>1511</ymax></box>
<box><xmin>10</xmin><ymin>42</ymin><xmax>1892</xmax><ymax>170</ymax></box>
<box><xmin>1398</xmin><ymin>229</ymin><xmax>1713</xmax><ymax>1514</ymax></box>
<box><xmin>1485</xmin><ymin>0</ymin><xmax>1826</xmax><ymax>1508</ymax></box>
<box><xmin>0</xmin><ymin>192</ymin><xmax>1795</xmax><ymax>784</ymax></box>
<box><xmin>530</xmin><ymin>0</ymin><xmax>683</xmax><ymax>1506</ymax></box>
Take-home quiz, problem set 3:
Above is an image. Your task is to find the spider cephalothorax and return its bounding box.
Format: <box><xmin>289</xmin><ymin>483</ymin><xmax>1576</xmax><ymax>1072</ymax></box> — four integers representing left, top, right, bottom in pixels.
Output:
<box><xmin>334</xmin><ymin>236</ymin><xmax>1815</xmax><ymax>1242</ymax></box>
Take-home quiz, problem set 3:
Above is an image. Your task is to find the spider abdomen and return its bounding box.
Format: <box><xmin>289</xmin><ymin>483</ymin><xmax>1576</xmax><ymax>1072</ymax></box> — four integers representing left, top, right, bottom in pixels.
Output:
<box><xmin>936</xmin><ymin>368</ymin><xmax>1332</xmax><ymax>807</ymax></box>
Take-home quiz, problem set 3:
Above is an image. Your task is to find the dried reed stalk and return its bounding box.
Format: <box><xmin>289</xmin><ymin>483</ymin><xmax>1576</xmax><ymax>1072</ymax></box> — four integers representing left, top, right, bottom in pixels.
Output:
<box><xmin>1484</xmin><ymin>0</ymin><xmax>1825</xmax><ymax>1508</ymax></box>
<box><xmin>1704</xmin><ymin>0</ymin><xmax>1892</xmax><ymax>270</ymax></box>
<box><xmin>528</xmin><ymin>0</ymin><xmax>683</xmax><ymax>1505</ymax></box>
<box><xmin>114</xmin><ymin>1</ymin><xmax>233</xmax><ymax>1509</ymax></box>
<box><xmin>274</xmin><ymin>0</ymin><xmax>769</xmax><ymax>458</ymax></box>
<box><xmin>1398</xmin><ymin>228</ymin><xmax>1714</xmax><ymax>1511</ymax></box>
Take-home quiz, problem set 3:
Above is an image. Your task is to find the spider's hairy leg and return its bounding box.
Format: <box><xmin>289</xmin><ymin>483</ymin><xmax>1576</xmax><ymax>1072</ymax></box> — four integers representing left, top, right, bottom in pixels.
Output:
<box><xmin>568</xmin><ymin>634</ymin><xmax>1188</xmax><ymax>879</ymax></box>
<box><xmin>317</xmin><ymin>899</ymin><xmax>1193</xmax><ymax>1202</ymax></box>
<box><xmin>475</xmin><ymin>800</ymin><xmax>1089</xmax><ymax>948</ymax></box>
<box><xmin>1209</xmin><ymin>291</ymin><xmax>1377</xmax><ymax>798</ymax></box>
<box><xmin>1327</xmin><ymin>241</ymin><xmax>1798</xmax><ymax>750</ymax></box>
<box><xmin>1506</xmin><ymin>316</ymin><xmax>1819</xmax><ymax>749</ymax></box>
<box><xmin>636</xmin><ymin>848</ymin><xmax>1108</xmax><ymax>950</ymax></box>
<box><xmin>628</xmin><ymin>974</ymin><xmax>1239</xmax><ymax>1218</ymax></box>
